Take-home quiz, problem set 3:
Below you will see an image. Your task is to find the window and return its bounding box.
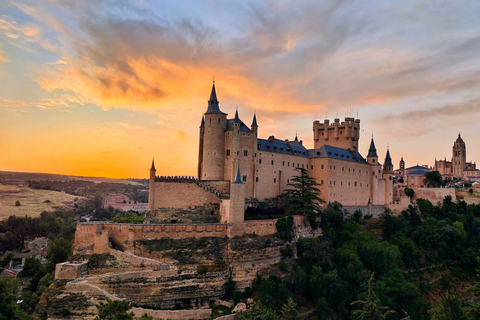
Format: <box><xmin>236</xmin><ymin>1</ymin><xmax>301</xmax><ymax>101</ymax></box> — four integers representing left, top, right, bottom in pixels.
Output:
<box><xmin>218</xmin><ymin>118</ymin><xmax>220</xmax><ymax>123</ymax></box>
<box><xmin>288</xmin><ymin>162</ymin><xmax>290</xmax><ymax>167</ymax></box>
<box><xmin>321</xmin><ymin>180</ymin><xmax>323</xmax><ymax>184</ymax></box>
<box><xmin>244</xmin><ymin>150</ymin><xmax>248</xmax><ymax>157</ymax></box>
<box><xmin>274</xmin><ymin>178</ymin><xmax>276</xmax><ymax>183</ymax></box>
<box><xmin>287</xmin><ymin>179</ymin><xmax>289</xmax><ymax>183</ymax></box>
<box><xmin>209</xmin><ymin>118</ymin><xmax>212</xmax><ymax>123</ymax></box>
<box><xmin>256</xmin><ymin>177</ymin><xmax>258</xmax><ymax>182</ymax></box>
<box><xmin>226</xmin><ymin>149</ymin><xmax>230</xmax><ymax>156</ymax></box>
<box><xmin>259</xmin><ymin>159</ymin><xmax>262</xmax><ymax>164</ymax></box>
<box><xmin>321</xmin><ymin>165</ymin><xmax>324</xmax><ymax>169</ymax></box>
<box><xmin>271</xmin><ymin>160</ymin><xmax>274</xmax><ymax>165</ymax></box>
<box><xmin>342</xmin><ymin>167</ymin><xmax>344</xmax><ymax>172</ymax></box>
<box><xmin>311</xmin><ymin>165</ymin><xmax>314</xmax><ymax>169</ymax></box>
<box><xmin>372</xmin><ymin>159</ymin><xmax>375</xmax><ymax>163</ymax></box>
<box><xmin>283</xmin><ymin>161</ymin><xmax>285</xmax><ymax>166</ymax></box>
<box><xmin>354</xmin><ymin>181</ymin><xmax>357</xmax><ymax>186</ymax></box>
<box><xmin>242</xmin><ymin>175</ymin><xmax>247</xmax><ymax>182</ymax></box>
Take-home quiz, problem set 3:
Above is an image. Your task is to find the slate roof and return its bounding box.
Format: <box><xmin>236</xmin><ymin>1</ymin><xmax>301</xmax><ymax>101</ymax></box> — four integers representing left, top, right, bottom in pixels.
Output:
<box><xmin>407</xmin><ymin>169</ymin><xmax>429</xmax><ymax>175</ymax></box>
<box><xmin>406</xmin><ymin>165</ymin><xmax>429</xmax><ymax>171</ymax></box>
<box><xmin>384</xmin><ymin>149</ymin><xmax>393</xmax><ymax>166</ymax></box>
<box><xmin>309</xmin><ymin>145</ymin><xmax>368</xmax><ymax>163</ymax></box>
<box><xmin>226</xmin><ymin>119</ymin><xmax>252</xmax><ymax>132</ymax></box>
<box><xmin>257</xmin><ymin>138</ymin><xmax>309</xmax><ymax>157</ymax></box>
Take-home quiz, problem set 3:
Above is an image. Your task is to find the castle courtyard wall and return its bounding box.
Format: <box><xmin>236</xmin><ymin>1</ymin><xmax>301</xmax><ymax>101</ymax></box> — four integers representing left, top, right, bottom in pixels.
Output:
<box><xmin>153</xmin><ymin>181</ymin><xmax>221</xmax><ymax>210</ymax></box>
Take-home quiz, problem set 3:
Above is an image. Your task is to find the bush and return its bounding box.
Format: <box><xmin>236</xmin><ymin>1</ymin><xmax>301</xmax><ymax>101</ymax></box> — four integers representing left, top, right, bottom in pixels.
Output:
<box><xmin>15</xmin><ymin>200</ymin><xmax>21</xmax><ymax>206</ymax></box>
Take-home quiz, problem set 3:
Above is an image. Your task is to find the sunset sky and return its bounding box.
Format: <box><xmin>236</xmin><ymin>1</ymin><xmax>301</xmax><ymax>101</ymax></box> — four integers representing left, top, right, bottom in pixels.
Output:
<box><xmin>1</xmin><ymin>0</ymin><xmax>480</xmax><ymax>179</ymax></box>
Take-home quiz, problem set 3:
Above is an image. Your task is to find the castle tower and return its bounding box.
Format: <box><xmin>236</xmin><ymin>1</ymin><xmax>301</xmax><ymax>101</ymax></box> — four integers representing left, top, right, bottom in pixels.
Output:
<box><xmin>227</xmin><ymin>167</ymin><xmax>246</xmax><ymax>237</ymax></box>
<box><xmin>148</xmin><ymin>158</ymin><xmax>156</xmax><ymax>211</ymax></box>
<box><xmin>383</xmin><ymin>148</ymin><xmax>394</xmax><ymax>204</ymax></box>
<box><xmin>452</xmin><ymin>133</ymin><xmax>466</xmax><ymax>178</ymax></box>
<box><xmin>197</xmin><ymin>116</ymin><xmax>205</xmax><ymax>178</ymax></box>
<box><xmin>367</xmin><ymin>137</ymin><xmax>381</xmax><ymax>204</ymax></box>
<box><xmin>200</xmin><ymin>82</ymin><xmax>227</xmax><ymax>180</ymax></box>
<box><xmin>230</xmin><ymin>109</ymin><xmax>241</xmax><ymax>181</ymax></box>
<box><xmin>312</xmin><ymin>117</ymin><xmax>360</xmax><ymax>150</ymax></box>
<box><xmin>251</xmin><ymin>113</ymin><xmax>258</xmax><ymax>198</ymax></box>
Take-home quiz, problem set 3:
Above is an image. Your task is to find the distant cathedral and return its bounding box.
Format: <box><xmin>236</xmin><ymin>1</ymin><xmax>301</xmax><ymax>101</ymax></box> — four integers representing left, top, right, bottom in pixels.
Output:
<box><xmin>434</xmin><ymin>134</ymin><xmax>478</xmax><ymax>180</ymax></box>
<box><xmin>148</xmin><ymin>82</ymin><xmax>394</xmax><ymax>219</ymax></box>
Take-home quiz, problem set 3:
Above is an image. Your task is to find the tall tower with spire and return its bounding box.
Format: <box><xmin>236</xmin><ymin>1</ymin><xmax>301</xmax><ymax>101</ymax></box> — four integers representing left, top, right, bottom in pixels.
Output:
<box><xmin>199</xmin><ymin>82</ymin><xmax>227</xmax><ymax>180</ymax></box>
<box><xmin>148</xmin><ymin>158</ymin><xmax>156</xmax><ymax>211</ymax></box>
<box><xmin>452</xmin><ymin>133</ymin><xmax>466</xmax><ymax>178</ymax></box>
<box><xmin>367</xmin><ymin>137</ymin><xmax>381</xmax><ymax>204</ymax></box>
<box><xmin>383</xmin><ymin>149</ymin><xmax>394</xmax><ymax>205</ymax></box>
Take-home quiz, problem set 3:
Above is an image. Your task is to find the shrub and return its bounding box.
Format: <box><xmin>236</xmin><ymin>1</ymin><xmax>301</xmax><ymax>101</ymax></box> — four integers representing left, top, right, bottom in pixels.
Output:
<box><xmin>15</xmin><ymin>200</ymin><xmax>21</xmax><ymax>206</ymax></box>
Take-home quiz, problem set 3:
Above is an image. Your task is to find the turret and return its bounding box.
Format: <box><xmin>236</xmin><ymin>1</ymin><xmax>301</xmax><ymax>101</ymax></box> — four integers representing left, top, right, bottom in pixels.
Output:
<box><xmin>367</xmin><ymin>137</ymin><xmax>378</xmax><ymax>164</ymax></box>
<box><xmin>383</xmin><ymin>148</ymin><xmax>394</xmax><ymax>205</ymax></box>
<box><xmin>200</xmin><ymin>82</ymin><xmax>227</xmax><ymax>180</ymax></box>
<box><xmin>148</xmin><ymin>158</ymin><xmax>156</xmax><ymax>211</ymax></box>
<box><xmin>251</xmin><ymin>112</ymin><xmax>258</xmax><ymax>198</ymax></box>
<box><xmin>227</xmin><ymin>166</ymin><xmax>246</xmax><ymax>237</ymax></box>
<box><xmin>367</xmin><ymin>137</ymin><xmax>381</xmax><ymax>205</ymax></box>
<box><xmin>452</xmin><ymin>133</ymin><xmax>466</xmax><ymax>178</ymax></box>
<box><xmin>197</xmin><ymin>116</ymin><xmax>205</xmax><ymax>178</ymax></box>
<box><xmin>231</xmin><ymin>108</ymin><xmax>241</xmax><ymax>181</ymax></box>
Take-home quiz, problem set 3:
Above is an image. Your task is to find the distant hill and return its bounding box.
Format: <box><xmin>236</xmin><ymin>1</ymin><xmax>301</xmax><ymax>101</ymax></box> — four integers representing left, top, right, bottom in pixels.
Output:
<box><xmin>0</xmin><ymin>171</ymin><xmax>148</xmax><ymax>220</ymax></box>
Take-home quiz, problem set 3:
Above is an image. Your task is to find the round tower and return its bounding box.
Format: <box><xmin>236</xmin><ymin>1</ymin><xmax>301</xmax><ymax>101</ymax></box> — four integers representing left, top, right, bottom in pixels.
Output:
<box><xmin>197</xmin><ymin>116</ymin><xmax>205</xmax><ymax>178</ymax></box>
<box><xmin>367</xmin><ymin>137</ymin><xmax>380</xmax><ymax>204</ymax></box>
<box><xmin>148</xmin><ymin>158</ymin><xmax>156</xmax><ymax>211</ymax></box>
<box><xmin>201</xmin><ymin>82</ymin><xmax>227</xmax><ymax>181</ymax></box>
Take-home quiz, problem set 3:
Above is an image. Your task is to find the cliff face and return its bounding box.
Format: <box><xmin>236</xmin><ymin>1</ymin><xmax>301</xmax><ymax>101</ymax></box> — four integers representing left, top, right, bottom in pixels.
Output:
<box><xmin>48</xmin><ymin>233</ymin><xmax>292</xmax><ymax>319</ymax></box>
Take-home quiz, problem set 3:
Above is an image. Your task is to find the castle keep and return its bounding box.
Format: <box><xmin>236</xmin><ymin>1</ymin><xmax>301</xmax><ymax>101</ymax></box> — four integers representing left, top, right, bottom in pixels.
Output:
<box><xmin>148</xmin><ymin>82</ymin><xmax>394</xmax><ymax>228</ymax></box>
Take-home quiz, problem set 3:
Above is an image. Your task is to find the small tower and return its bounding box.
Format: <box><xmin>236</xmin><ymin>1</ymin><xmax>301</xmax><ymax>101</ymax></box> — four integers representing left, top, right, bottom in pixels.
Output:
<box><xmin>228</xmin><ymin>167</ymin><xmax>246</xmax><ymax>237</ymax></box>
<box><xmin>452</xmin><ymin>133</ymin><xmax>466</xmax><ymax>178</ymax></box>
<box><xmin>200</xmin><ymin>82</ymin><xmax>227</xmax><ymax>181</ymax></box>
<box><xmin>197</xmin><ymin>116</ymin><xmax>205</xmax><ymax>178</ymax></box>
<box><xmin>230</xmin><ymin>108</ymin><xmax>242</xmax><ymax>181</ymax></box>
<box><xmin>383</xmin><ymin>148</ymin><xmax>394</xmax><ymax>205</ymax></box>
<box><xmin>251</xmin><ymin>112</ymin><xmax>258</xmax><ymax>197</ymax></box>
<box><xmin>148</xmin><ymin>158</ymin><xmax>156</xmax><ymax>211</ymax></box>
<box><xmin>367</xmin><ymin>137</ymin><xmax>380</xmax><ymax>204</ymax></box>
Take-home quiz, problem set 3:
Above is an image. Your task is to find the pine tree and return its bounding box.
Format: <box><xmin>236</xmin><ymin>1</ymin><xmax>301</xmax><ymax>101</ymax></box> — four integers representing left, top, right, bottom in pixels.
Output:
<box><xmin>350</xmin><ymin>272</ymin><xmax>395</xmax><ymax>320</ymax></box>
<box><xmin>284</xmin><ymin>168</ymin><xmax>324</xmax><ymax>228</ymax></box>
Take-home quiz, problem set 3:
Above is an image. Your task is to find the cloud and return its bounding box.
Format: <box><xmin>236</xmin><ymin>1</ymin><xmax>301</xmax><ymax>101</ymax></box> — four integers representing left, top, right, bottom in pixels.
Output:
<box><xmin>46</xmin><ymin>59</ymin><xmax>67</xmax><ymax>65</ymax></box>
<box><xmin>0</xmin><ymin>16</ymin><xmax>40</xmax><ymax>42</ymax></box>
<box><xmin>373</xmin><ymin>97</ymin><xmax>480</xmax><ymax>136</ymax></box>
<box><xmin>0</xmin><ymin>99</ymin><xmax>30</xmax><ymax>108</ymax></box>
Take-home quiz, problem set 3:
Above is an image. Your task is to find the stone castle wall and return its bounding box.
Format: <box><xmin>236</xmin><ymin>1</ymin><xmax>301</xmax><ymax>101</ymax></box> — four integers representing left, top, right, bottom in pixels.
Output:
<box><xmin>152</xmin><ymin>180</ymin><xmax>221</xmax><ymax>210</ymax></box>
<box><xmin>413</xmin><ymin>187</ymin><xmax>456</xmax><ymax>205</ymax></box>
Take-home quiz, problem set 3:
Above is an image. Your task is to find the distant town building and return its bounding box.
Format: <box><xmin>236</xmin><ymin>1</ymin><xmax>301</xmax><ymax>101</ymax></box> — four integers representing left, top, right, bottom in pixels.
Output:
<box><xmin>434</xmin><ymin>133</ymin><xmax>479</xmax><ymax>180</ymax></box>
<box><xmin>102</xmin><ymin>194</ymin><xmax>148</xmax><ymax>213</ymax></box>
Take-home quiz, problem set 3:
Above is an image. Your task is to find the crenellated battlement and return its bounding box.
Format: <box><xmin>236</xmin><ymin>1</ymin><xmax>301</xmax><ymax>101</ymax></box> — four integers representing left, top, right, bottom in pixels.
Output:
<box><xmin>313</xmin><ymin>117</ymin><xmax>361</xmax><ymax>151</ymax></box>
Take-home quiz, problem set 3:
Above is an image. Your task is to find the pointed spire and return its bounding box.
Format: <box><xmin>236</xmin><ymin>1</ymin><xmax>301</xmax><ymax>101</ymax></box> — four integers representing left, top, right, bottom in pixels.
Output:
<box><xmin>205</xmin><ymin>82</ymin><xmax>223</xmax><ymax>114</ymax></box>
<box><xmin>294</xmin><ymin>132</ymin><xmax>299</xmax><ymax>142</ymax></box>
<box><xmin>384</xmin><ymin>148</ymin><xmax>393</xmax><ymax>166</ymax></box>
<box><xmin>367</xmin><ymin>137</ymin><xmax>378</xmax><ymax>158</ymax></box>
<box><xmin>200</xmin><ymin>115</ymin><xmax>205</xmax><ymax>128</ymax></box>
<box><xmin>233</xmin><ymin>166</ymin><xmax>243</xmax><ymax>184</ymax></box>
<box><xmin>150</xmin><ymin>158</ymin><xmax>156</xmax><ymax>171</ymax></box>
<box><xmin>233</xmin><ymin>107</ymin><xmax>240</xmax><ymax>123</ymax></box>
<box><xmin>251</xmin><ymin>112</ymin><xmax>258</xmax><ymax>127</ymax></box>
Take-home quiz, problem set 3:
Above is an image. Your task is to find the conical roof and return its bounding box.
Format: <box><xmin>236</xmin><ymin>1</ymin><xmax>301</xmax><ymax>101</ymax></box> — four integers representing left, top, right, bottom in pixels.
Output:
<box><xmin>384</xmin><ymin>149</ymin><xmax>393</xmax><ymax>166</ymax></box>
<box><xmin>205</xmin><ymin>82</ymin><xmax>224</xmax><ymax>114</ymax></box>
<box><xmin>367</xmin><ymin>137</ymin><xmax>378</xmax><ymax>157</ymax></box>
<box><xmin>200</xmin><ymin>116</ymin><xmax>205</xmax><ymax>128</ymax></box>
<box><xmin>150</xmin><ymin>158</ymin><xmax>156</xmax><ymax>171</ymax></box>
<box><xmin>233</xmin><ymin>166</ymin><xmax>243</xmax><ymax>184</ymax></box>
<box><xmin>251</xmin><ymin>112</ymin><xmax>258</xmax><ymax>127</ymax></box>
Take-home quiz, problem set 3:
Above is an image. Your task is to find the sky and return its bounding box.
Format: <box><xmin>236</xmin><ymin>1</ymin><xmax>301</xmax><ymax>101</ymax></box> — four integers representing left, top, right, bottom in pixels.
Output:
<box><xmin>1</xmin><ymin>0</ymin><xmax>480</xmax><ymax>179</ymax></box>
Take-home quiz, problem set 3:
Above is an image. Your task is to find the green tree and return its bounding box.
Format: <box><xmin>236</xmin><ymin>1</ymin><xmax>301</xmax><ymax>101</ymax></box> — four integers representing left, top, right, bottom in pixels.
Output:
<box><xmin>404</xmin><ymin>187</ymin><xmax>415</xmax><ymax>200</ymax></box>
<box><xmin>284</xmin><ymin>168</ymin><xmax>324</xmax><ymax>228</ymax></box>
<box><xmin>350</xmin><ymin>272</ymin><xmax>395</xmax><ymax>320</ymax></box>
<box><xmin>428</xmin><ymin>293</ymin><xmax>466</xmax><ymax>320</ymax></box>
<box><xmin>279</xmin><ymin>297</ymin><xmax>301</xmax><ymax>320</ymax></box>
<box><xmin>239</xmin><ymin>301</ymin><xmax>278</xmax><ymax>320</ymax></box>
<box><xmin>21</xmin><ymin>257</ymin><xmax>41</xmax><ymax>277</ymax></box>
<box><xmin>94</xmin><ymin>192</ymin><xmax>103</xmax><ymax>210</ymax></box>
<box><xmin>0</xmin><ymin>276</ymin><xmax>33</xmax><ymax>320</ymax></box>
<box><xmin>15</xmin><ymin>200</ymin><xmax>21</xmax><ymax>206</ymax></box>
<box><xmin>466</xmin><ymin>257</ymin><xmax>480</xmax><ymax>319</ymax></box>
<box><xmin>416</xmin><ymin>198</ymin><xmax>433</xmax><ymax>215</ymax></box>
<box><xmin>47</xmin><ymin>237</ymin><xmax>73</xmax><ymax>266</ymax></box>
<box><xmin>94</xmin><ymin>299</ymin><xmax>135</xmax><ymax>320</ymax></box>
<box><xmin>275</xmin><ymin>216</ymin><xmax>294</xmax><ymax>241</ymax></box>
<box><xmin>423</xmin><ymin>171</ymin><xmax>443</xmax><ymax>188</ymax></box>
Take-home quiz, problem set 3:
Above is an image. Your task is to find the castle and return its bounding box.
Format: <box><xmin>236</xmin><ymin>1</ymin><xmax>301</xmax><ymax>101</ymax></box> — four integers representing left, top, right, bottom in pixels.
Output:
<box><xmin>434</xmin><ymin>133</ymin><xmax>479</xmax><ymax>180</ymax></box>
<box><xmin>147</xmin><ymin>82</ymin><xmax>394</xmax><ymax>230</ymax></box>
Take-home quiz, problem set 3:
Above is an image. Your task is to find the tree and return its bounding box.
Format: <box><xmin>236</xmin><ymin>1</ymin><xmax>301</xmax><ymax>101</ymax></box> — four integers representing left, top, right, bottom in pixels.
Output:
<box><xmin>15</xmin><ymin>201</ymin><xmax>21</xmax><ymax>206</ymax></box>
<box><xmin>275</xmin><ymin>216</ymin><xmax>294</xmax><ymax>241</ymax></box>
<box><xmin>47</xmin><ymin>237</ymin><xmax>73</xmax><ymax>266</ymax></box>
<box><xmin>94</xmin><ymin>299</ymin><xmax>135</xmax><ymax>320</ymax></box>
<box><xmin>0</xmin><ymin>276</ymin><xmax>33</xmax><ymax>320</ymax></box>
<box><xmin>238</xmin><ymin>301</ymin><xmax>279</xmax><ymax>320</ymax></box>
<box><xmin>279</xmin><ymin>298</ymin><xmax>301</xmax><ymax>320</ymax></box>
<box><xmin>404</xmin><ymin>187</ymin><xmax>415</xmax><ymax>200</ymax></box>
<box><xmin>21</xmin><ymin>257</ymin><xmax>42</xmax><ymax>277</ymax></box>
<box><xmin>428</xmin><ymin>293</ymin><xmax>466</xmax><ymax>320</ymax></box>
<box><xmin>350</xmin><ymin>272</ymin><xmax>395</xmax><ymax>320</ymax></box>
<box><xmin>423</xmin><ymin>171</ymin><xmax>443</xmax><ymax>188</ymax></box>
<box><xmin>284</xmin><ymin>168</ymin><xmax>324</xmax><ymax>228</ymax></box>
